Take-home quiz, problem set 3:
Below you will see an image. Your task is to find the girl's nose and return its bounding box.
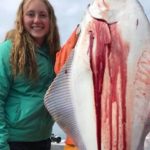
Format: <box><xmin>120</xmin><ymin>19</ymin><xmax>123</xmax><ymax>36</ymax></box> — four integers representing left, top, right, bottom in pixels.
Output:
<box><xmin>33</xmin><ymin>15</ymin><xmax>40</xmax><ymax>23</ymax></box>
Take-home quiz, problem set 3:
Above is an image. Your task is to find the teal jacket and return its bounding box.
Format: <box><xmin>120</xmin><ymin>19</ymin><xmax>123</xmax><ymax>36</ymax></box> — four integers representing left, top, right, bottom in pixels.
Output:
<box><xmin>0</xmin><ymin>40</ymin><xmax>55</xmax><ymax>150</ymax></box>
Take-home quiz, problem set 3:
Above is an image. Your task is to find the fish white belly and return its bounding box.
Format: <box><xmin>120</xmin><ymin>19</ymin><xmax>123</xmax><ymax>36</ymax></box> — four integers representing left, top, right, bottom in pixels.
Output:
<box><xmin>44</xmin><ymin>48</ymin><xmax>98</xmax><ymax>149</ymax></box>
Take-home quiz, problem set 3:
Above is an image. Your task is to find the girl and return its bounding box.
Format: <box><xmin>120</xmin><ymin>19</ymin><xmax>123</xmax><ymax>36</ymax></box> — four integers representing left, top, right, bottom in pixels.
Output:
<box><xmin>0</xmin><ymin>0</ymin><xmax>60</xmax><ymax>149</ymax></box>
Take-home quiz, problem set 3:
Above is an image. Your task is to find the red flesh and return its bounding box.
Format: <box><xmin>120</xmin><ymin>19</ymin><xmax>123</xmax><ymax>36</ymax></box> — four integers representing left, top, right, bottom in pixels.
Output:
<box><xmin>89</xmin><ymin>20</ymin><xmax>129</xmax><ymax>150</ymax></box>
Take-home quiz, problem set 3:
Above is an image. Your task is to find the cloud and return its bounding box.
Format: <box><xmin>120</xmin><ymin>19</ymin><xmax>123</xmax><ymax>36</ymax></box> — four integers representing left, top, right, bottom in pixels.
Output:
<box><xmin>0</xmin><ymin>0</ymin><xmax>20</xmax><ymax>41</ymax></box>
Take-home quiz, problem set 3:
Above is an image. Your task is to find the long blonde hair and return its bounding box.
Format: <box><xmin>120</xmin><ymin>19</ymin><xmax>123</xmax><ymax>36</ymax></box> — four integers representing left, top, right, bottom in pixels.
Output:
<box><xmin>10</xmin><ymin>0</ymin><xmax>60</xmax><ymax>79</ymax></box>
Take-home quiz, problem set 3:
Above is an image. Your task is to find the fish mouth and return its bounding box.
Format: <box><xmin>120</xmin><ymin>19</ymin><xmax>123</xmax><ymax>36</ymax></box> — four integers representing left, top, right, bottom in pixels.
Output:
<box><xmin>88</xmin><ymin>2</ymin><xmax>126</xmax><ymax>24</ymax></box>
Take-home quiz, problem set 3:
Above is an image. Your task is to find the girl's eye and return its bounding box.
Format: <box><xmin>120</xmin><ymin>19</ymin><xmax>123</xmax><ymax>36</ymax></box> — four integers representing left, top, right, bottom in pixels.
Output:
<box><xmin>24</xmin><ymin>12</ymin><xmax>48</xmax><ymax>19</ymax></box>
<box><xmin>39</xmin><ymin>13</ymin><xmax>48</xmax><ymax>18</ymax></box>
<box><xmin>26</xmin><ymin>12</ymin><xmax>35</xmax><ymax>17</ymax></box>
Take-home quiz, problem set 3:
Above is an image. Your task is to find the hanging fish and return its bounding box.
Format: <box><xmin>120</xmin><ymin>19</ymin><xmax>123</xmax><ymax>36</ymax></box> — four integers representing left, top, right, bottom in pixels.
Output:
<box><xmin>44</xmin><ymin>0</ymin><xmax>150</xmax><ymax>150</ymax></box>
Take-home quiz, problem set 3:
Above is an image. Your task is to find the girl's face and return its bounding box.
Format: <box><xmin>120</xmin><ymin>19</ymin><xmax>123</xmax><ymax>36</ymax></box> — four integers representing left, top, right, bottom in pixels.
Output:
<box><xmin>23</xmin><ymin>0</ymin><xmax>50</xmax><ymax>46</ymax></box>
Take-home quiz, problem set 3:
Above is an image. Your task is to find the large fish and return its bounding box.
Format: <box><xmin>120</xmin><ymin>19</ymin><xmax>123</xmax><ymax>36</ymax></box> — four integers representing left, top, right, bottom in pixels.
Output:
<box><xmin>44</xmin><ymin>0</ymin><xmax>150</xmax><ymax>149</ymax></box>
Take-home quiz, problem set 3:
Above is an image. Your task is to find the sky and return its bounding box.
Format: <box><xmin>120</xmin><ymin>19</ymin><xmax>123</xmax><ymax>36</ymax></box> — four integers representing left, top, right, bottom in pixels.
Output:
<box><xmin>0</xmin><ymin>0</ymin><xmax>150</xmax><ymax>139</ymax></box>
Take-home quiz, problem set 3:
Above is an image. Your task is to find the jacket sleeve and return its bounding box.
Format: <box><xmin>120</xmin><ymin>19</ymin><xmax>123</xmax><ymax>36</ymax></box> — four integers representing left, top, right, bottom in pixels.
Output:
<box><xmin>0</xmin><ymin>42</ymin><xmax>13</xmax><ymax>150</ymax></box>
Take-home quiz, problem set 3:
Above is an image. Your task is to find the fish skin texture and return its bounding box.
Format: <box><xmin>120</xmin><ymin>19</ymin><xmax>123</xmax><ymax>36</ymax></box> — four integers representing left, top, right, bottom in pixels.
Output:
<box><xmin>44</xmin><ymin>0</ymin><xmax>150</xmax><ymax>150</ymax></box>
